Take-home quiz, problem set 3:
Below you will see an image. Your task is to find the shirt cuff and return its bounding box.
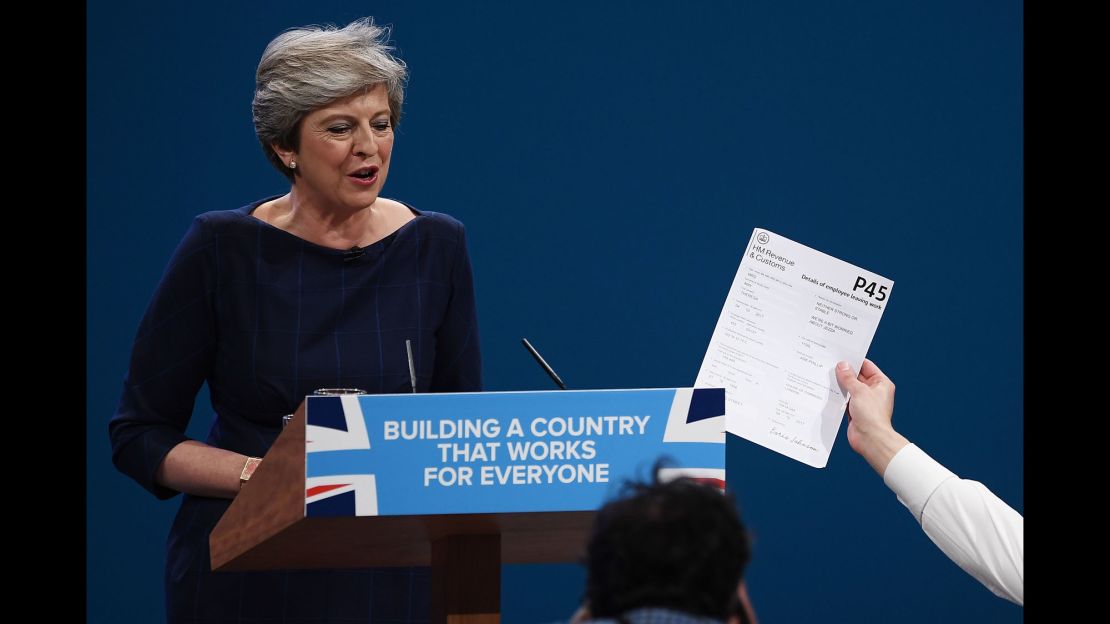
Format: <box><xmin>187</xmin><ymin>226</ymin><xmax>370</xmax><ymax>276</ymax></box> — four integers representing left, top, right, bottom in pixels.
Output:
<box><xmin>882</xmin><ymin>443</ymin><xmax>957</xmax><ymax>522</ymax></box>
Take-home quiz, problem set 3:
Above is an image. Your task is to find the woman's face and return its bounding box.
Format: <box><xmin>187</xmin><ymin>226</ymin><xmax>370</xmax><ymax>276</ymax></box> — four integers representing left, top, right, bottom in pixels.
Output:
<box><xmin>283</xmin><ymin>84</ymin><xmax>394</xmax><ymax>213</ymax></box>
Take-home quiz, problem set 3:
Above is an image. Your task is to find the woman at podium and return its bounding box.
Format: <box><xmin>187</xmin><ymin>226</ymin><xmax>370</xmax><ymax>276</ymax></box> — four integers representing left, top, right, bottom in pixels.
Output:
<box><xmin>108</xmin><ymin>17</ymin><xmax>482</xmax><ymax>623</ymax></box>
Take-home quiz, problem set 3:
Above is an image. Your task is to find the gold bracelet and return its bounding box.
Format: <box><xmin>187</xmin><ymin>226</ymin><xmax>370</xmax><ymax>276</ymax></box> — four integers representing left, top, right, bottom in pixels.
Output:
<box><xmin>239</xmin><ymin>457</ymin><xmax>262</xmax><ymax>489</ymax></box>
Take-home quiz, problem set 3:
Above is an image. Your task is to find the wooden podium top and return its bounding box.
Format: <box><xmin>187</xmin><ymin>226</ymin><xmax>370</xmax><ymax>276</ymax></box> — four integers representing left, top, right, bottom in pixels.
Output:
<box><xmin>211</xmin><ymin>388</ymin><xmax>725</xmax><ymax>572</ymax></box>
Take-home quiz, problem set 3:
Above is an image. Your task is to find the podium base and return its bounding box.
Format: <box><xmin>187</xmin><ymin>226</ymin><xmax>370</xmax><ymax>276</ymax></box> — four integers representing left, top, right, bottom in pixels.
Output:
<box><xmin>432</xmin><ymin>533</ymin><xmax>501</xmax><ymax>624</ymax></box>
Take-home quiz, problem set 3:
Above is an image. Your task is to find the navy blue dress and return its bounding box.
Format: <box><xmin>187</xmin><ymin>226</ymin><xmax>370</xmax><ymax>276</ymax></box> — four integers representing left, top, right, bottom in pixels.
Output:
<box><xmin>109</xmin><ymin>196</ymin><xmax>482</xmax><ymax>623</ymax></box>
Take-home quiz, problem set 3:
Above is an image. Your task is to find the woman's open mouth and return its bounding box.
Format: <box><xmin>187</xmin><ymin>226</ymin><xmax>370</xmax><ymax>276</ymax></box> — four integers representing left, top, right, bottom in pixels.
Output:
<box><xmin>348</xmin><ymin>165</ymin><xmax>380</xmax><ymax>185</ymax></box>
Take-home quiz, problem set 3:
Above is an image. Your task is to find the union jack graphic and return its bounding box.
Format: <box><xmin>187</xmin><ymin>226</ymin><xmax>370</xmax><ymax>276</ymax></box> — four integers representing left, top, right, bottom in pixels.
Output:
<box><xmin>305</xmin><ymin>395</ymin><xmax>378</xmax><ymax>516</ymax></box>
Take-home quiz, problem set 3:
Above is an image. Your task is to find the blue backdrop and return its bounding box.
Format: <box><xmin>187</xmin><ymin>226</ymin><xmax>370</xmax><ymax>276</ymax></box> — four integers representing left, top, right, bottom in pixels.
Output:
<box><xmin>88</xmin><ymin>1</ymin><xmax>1023</xmax><ymax>621</ymax></box>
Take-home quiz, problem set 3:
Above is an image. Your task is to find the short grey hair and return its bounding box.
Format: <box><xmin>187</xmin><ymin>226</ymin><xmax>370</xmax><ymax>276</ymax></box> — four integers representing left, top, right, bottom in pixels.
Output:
<box><xmin>253</xmin><ymin>17</ymin><xmax>408</xmax><ymax>182</ymax></box>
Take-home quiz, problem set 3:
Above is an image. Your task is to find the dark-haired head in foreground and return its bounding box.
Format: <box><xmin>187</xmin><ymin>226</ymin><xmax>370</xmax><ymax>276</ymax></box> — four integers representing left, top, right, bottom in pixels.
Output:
<box><xmin>582</xmin><ymin>471</ymin><xmax>751</xmax><ymax>623</ymax></box>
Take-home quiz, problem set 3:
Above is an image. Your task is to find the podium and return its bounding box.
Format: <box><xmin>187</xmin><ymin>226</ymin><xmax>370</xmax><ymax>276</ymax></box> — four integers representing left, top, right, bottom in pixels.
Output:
<box><xmin>210</xmin><ymin>388</ymin><xmax>726</xmax><ymax>623</ymax></box>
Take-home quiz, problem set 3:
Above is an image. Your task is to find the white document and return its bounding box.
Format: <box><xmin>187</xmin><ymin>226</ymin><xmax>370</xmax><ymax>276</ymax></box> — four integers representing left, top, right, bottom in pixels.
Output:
<box><xmin>694</xmin><ymin>229</ymin><xmax>893</xmax><ymax>468</ymax></box>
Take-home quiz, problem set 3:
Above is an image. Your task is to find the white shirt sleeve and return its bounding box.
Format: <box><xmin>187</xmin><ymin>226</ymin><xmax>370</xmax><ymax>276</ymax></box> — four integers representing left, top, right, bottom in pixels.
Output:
<box><xmin>883</xmin><ymin>444</ymin><xmax>1023</xmax><ymax>606</ymax></box>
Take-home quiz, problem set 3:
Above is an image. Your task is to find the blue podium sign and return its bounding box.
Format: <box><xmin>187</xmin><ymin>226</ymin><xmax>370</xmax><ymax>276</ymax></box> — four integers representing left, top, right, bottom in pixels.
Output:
<box><xmin>304</xmin><ymin>388</ymin><xmax>725</xmax><ymax>517</ymax></box>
